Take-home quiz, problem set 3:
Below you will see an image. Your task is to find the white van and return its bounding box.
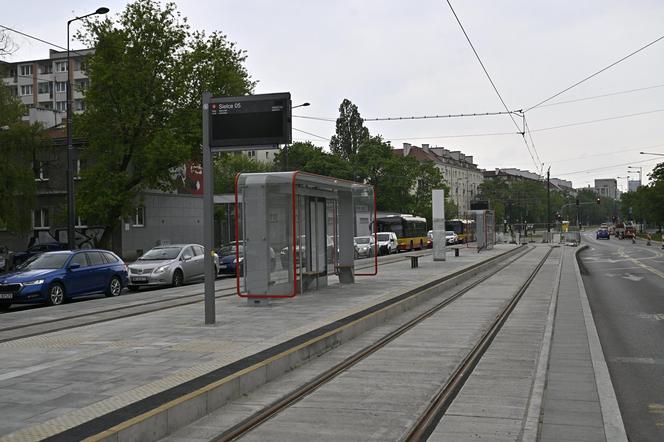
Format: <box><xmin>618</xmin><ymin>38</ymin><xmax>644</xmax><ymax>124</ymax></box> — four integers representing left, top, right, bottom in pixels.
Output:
<box><xmin>376</xmin><ymin>232</ymin><xmax>398</xmax><ymax>255</ymax></box>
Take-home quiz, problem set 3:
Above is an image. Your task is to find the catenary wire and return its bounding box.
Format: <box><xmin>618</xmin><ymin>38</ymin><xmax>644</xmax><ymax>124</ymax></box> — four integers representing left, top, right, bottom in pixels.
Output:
<box><xmin>526</xmin><ymin>33</ymin><xmax>664</xmax><ymax>112</ymax></box>
<box><xmin>556</xmin><ymin>158</ymin><xmax>661</xmax><ymax>177</ymax></box>
<box><xmin>535</xmin><ymin>83</ymin><xmax>664</xmax><ymax>109</ymax></box>
<box><xmin>547</xmin><ymin>143</ymin><xmax>664</xmax><ymax>165</ymax></box>
<box><xmin>529</xmin><ymin>109</ymin><xmax>664</xmax><ymax>133</ymax></box>
<box><xmin>445</xmin><ymin>0</ymin><xmax>541</xmax><ymax>172</ymax></box>
<box><xmin>292</xmin><ymin>127</ymin><xmax>331</xmax><ymax>142</ymax></box>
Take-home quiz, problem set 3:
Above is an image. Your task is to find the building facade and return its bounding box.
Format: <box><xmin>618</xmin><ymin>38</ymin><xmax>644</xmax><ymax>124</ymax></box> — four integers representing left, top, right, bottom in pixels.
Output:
<box><xmin>1</xmin><ymin>49</ymin><xmax>92</xmax><ymax>127</ymax></box>
<box><xmin>394</xmin><ymin>143</ymin><xmax>484</xmax><ymax>215</ymax></box>
<box><xmin>594</xmin><ymin>178</ymin><xmax>618</xmax><ymax>199</ymax></box>
<box><xmin>628</xmin><ymin>179</ymin><xmax>641</xmax><ymax>193</ymax></box>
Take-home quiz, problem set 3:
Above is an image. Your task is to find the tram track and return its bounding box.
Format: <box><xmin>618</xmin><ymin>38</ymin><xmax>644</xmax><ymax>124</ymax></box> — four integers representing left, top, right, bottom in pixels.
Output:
<box><xmin>208</xmin><ymin>245</ymin><xmax>550</xmax><ymax>442</ymax></box>
<box><xmin>0</xmin><ymin>252</ymin><xmax>424</xmax><ymax>343</ymax></box>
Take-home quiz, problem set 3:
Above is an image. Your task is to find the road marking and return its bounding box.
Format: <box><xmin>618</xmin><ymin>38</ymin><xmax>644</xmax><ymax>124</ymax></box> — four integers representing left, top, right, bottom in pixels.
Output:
<box><xmin>612</xmin><ymin>357</ymin><xmax>664</xmax><ymax>365</ymax></box>
<box><xmin>637</xmin><ymin>313</ymin><xmax>664</xmax><ymax>321</ymax></box>
<box><xmin>649</xmin><ymin>403</ymin><xmax>664</xmax><ymax>429</ymax></box>
<box><xmin>616</xmin><ymin>249</ymin><xmax>664</xmax><ymax>280</ymax></box>
<box><xmin>622</xmin><ymin>273</ymin><xmax>644</xmax><ymax>282</ymax></box>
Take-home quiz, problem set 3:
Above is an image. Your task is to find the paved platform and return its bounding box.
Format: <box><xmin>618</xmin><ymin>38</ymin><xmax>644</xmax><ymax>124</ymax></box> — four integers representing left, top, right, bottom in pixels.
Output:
<box><xmin>0</xmin><ymin>244</ymin><xmax>514</xmax><ymax>441</ymax></box>
<box><xmin>0</xmin><ymin>244</ymin><xmax>627</xmax><ymax>441</ymax></box>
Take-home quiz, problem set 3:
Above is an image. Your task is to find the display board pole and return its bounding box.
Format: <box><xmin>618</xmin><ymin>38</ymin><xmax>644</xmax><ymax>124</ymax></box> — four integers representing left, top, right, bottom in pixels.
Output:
<box><xmin>432</xmin><ymin>189</ymin><xmax>446</xmax><ymax>261</ymax></box>
<box><xmin>203</xmin><ymin>92</ymin><xmax>216</xmax><ymax>324</ymax></box>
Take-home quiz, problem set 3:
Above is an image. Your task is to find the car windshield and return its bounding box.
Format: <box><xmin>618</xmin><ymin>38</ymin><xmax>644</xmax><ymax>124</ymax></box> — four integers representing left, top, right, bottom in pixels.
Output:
<box><xmin>355</xmin><ymin>237</ymin><xmax>371</xmax><ymax>244</ymax></box>
<box><xmin>446</xmin><ymin>231</ymin><xmax>455</xmax><ymax>236</ymax></box>
<box><xmin>139</xmin><ymin>247</ymin><xmax>182</xmax><ymax>260</ymax></box>
<box><xmin>20</xmin><ymin>253</ymin><xmax>69</xmax><ymax>270</ymax></box>
<box><xmin>377</xmin><ymin>233</ymin><xmax>390</xmax><ymax>241</ymax></box>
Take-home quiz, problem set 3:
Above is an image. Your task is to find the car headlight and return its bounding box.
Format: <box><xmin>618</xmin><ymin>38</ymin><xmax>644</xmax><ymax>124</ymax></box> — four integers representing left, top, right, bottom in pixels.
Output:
<box><xmin>154</xmin><ymin>265</ymin><xmax>170</xmax><ymax>274</ymax></box>
<box><xmin>23</xmin><ymin>279</ymin><xmax>44</xmax><ymax>286</ymax></box>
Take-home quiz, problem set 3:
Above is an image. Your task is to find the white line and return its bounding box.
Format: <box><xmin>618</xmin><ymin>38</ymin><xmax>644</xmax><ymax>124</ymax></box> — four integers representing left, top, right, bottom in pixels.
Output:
<box><xmin>521</xmin><ymin>246</ymin><xmax>562</xmax><ymax>442</ymax></box>
<box><xmin>575</xmin><ymin>246</ymin><xmax>628</xmax><ymax>442</ymax></box>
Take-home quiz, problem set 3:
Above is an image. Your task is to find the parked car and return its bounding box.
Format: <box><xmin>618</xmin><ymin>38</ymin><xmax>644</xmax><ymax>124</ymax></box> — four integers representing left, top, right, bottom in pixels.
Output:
<box><xmin>0</xmin><ymin>250</ymin><xmax>128</xmax><ymax>310</ymax></box>
<box><xmin>217</xmin><ymin>242</ymin><xmax>276</xmax><ymax>276</ymax></box>
<box><xmin>12</xmin><ymin>242</ymin><xmax>69</xmax><ymax>267</ymax></box>
<box><xmin>376</xmin><ymin>232</ymin><xmax>398</xmax><ymax>255</ymax></box>
<box><xmin>445</xmin><ymin>230</ymin><xmax>459</xmax><ymax>245</ymax></box>
<box><xmin>354</xmin><ymin>236</ymin><xmax>375</xmax><ymax>259</ymax></box>
<box><xmin>280</xmin><ymin>235</ymin><xmax>336</xmax><ymax>269</ymax></box>
<box><xmin>596</xmin><ymin>228</ymin><xmax>610</xmax><ymax>240</ymax></box>
<box><xmin>127</xmin><ymin>244</ymin><xmax>218</xmax><ymax>290</ymax></box>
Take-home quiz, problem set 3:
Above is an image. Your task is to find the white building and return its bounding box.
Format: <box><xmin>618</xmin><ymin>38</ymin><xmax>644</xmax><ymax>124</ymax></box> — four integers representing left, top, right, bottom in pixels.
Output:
<box><xmin>394</xmin><ymin>143</ymin><xmax>484</xmax><ymax>215</ymax></box>
<box><xmin>594</xmin><ymin>178</ymin><xmax>618</xmax><ymax>199</ymax></box>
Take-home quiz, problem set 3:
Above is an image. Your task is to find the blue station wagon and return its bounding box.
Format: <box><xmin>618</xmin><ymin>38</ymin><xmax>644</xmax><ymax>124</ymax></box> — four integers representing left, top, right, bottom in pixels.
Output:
<box><xmin>0</xmin><ymin>250</ymin><xmax>128</xmax><ymax>310</ymax></box>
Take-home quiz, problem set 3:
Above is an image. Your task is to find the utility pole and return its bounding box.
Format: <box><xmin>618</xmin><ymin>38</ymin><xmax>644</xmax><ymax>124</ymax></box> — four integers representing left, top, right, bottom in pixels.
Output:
<box><xmin>546</xmin><ymin>167</ymin><xmax>551</xmax><ymax>234</ymax></box>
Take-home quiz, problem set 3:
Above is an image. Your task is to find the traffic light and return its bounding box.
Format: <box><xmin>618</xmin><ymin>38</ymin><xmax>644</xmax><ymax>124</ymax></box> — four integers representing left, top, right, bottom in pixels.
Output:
<box><xmin>576</xmin><ymin>198</ymin><xmax>579</xmax><ymax>206</ymax></box>
<box><xmin>596</xmin><ymin>198</ymin><xmax>601</xmax><ymax>205</ymax></box>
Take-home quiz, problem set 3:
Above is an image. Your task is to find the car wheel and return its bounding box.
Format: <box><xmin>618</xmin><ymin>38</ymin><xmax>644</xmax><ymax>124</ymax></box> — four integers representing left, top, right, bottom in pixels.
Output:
<box><xmin>0</xmin><ymin>303</ymin><xmax>10</xmax><ymax>312</ymax></box>
<box><xmin>47</xmin><ymin>282</ymin><xmax>65</xmax><ymax>306</ymax></box>
<box><xmin>172</xmin><ymin>270</ymin><xmax>184</xmax><ymax>287</ymax></box>
<box><xmin>105</xmin><ymin>276</ymin><xmax>122</xmax><ymax>297</ymax></box>
<box><xmin>127</xmin><ymin>285</ymin><xmax>139</xmax><ymax>292</ymax></box>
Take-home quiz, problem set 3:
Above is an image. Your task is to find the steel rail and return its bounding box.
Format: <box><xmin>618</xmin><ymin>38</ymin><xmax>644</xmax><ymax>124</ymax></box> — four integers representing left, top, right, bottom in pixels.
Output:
<box><xmin>402</xmin><ymin>246</ymin><xmax>554</xmax><ymax>441</ymax></box>
<box><xmin>211</xmin><ymin>246</ymin><xmax>537</xmax><ymax>442</ymax></box>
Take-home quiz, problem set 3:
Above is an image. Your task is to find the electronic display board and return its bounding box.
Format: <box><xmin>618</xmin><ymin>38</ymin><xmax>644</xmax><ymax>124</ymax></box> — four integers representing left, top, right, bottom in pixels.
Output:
<box><xmin>208</xmin><ymin>92</ymin><xmax>291</xmax><ymax>148</ymax></box>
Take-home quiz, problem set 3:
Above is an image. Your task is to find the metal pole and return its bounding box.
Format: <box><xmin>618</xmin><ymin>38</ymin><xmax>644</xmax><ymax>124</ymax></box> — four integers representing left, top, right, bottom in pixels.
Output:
<box><xmin>202</xmin><ymin>92</ymin><xmax>215</xmax><ymax>324</ymax></box>
<box><xmin>66</xmin><ymin>21</ymin><xmax>75</xmax><ymax>249</ymax></box>
<box><xmin>546</xmin><ymin>167</ymin><xmax>551</xmax><ymax>234</ymax></box>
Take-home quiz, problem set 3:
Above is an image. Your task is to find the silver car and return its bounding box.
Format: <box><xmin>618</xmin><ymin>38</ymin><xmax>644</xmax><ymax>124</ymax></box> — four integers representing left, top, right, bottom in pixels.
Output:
<box><xmin>127</xmin><ymin>244</ymin><xmax>219</xmax><ymax>290</ymax></box>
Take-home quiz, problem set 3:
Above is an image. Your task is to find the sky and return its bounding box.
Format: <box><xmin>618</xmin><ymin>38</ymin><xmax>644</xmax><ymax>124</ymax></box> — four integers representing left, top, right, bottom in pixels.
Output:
<box><xmin>2</xmin><ymin>0</ymin><xmax>664</xmax><ymax>188</ymax></box>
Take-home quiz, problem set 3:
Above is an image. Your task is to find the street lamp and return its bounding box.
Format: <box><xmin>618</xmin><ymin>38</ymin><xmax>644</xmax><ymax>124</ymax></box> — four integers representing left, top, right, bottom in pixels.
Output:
<box><xmin>66</xmin><ymin>7</ymin><xmax>109</xmax><ymax>249</ymax></box>
<box><xmin>640</xmin><ymin>151</ymin><xmax>664</xmax><ymax>156</ymax></box>
<box><xmin>284</xmin><ymin>102</ymin><xmax>310</xmax><ymax>170</ymax></box>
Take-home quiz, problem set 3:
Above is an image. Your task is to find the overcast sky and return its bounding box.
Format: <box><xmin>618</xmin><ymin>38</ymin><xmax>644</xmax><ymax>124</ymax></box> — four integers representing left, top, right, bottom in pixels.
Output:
<box><xmin>3</xmin><ymin>0</ymin><xmax>664</xmax><ymax>188</ymax></box>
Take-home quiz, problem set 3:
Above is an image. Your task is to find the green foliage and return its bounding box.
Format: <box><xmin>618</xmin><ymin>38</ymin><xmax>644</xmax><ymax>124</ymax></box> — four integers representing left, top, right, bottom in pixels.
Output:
<box><xmin>621</xmin><ymin>163</ymin><xmax>664</xmax><ymax>228</ymax></box>
<box><xmin>274</xmin><ymin>142</ymin><xmax>353</xmax><ymax>179</ymax></box>
<box><xmin>329</xmin><ymin>99</ymin><xmax>369</xmax><ymax>161</ymax></box>
<box><xmin>214</xmin><ymin>153</ymin><xmax>273</xmax><ymax>195</ymax></box>
<box><xmin>75</xmin><ymin>0</ymin><xmax>254</xmax><ymax>243</ymax></box>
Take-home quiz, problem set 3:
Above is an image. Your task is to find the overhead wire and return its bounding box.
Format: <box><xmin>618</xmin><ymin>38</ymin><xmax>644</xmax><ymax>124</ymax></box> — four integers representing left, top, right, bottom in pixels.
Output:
<box><xmin>535</xmin><ymin>83</ymin><xmax>664</xmax><ymax>109</ymax></box>
<box><xmin>0</xmin><ymin>24</ymin><xmax>90</xmax><ymax>57</ymax></box>
<box><xmin>292</xmin><ymin>127</ymin><xmax>331</xmax><ymax>142</ymax></box>
<box><xmin>526</xmin><ymin>33</ymin><xmax>664</xmax><ymax>112</ymax></box>
<box><xmin>555</xmin><ymin>157</ymin><xmax>661</xmax><ymax>177</ymax></box>
<box><xmin>529</xmin><ymin>109</ymin><xmax>664</xmax><ymax>133</ymax></box>
<box><xmin>444</xmin><ymin>0</ymin><xmax>540</xmax><ymax>172</ymax></box>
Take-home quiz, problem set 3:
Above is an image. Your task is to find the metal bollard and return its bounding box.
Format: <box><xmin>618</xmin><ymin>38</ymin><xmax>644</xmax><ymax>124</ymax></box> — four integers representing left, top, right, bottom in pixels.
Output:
<box><xmin>454</xmin><ymin>248</ymin><xmax>460</xmax><ymax>257</ymax></box>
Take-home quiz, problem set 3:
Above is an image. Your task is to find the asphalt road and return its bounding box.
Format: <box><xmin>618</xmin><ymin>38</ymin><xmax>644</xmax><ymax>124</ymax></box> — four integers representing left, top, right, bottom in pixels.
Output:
<box><xmin>579</xmin><ymin>231</ymin><xmax>664</xmax><ymax>441</ymax></box>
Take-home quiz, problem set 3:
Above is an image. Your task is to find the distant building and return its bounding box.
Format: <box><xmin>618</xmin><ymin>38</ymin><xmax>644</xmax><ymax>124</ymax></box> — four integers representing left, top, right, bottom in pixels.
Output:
<box><xmin>594</xmin><ymin>178</ymin><xmax>618</xmax><ymax>199</ymax></box>
<box><xmin>628</xmin><ymin>179</ymin><xmax>641</xmax><ymax>193</ymax></box>
<box><xmin>239</xmin><ymin>148</ymin><xmax>280</xmax><ymax>165</ymax></box>
<box><xmin>1</xmin><ymin>49</ymin><xmax>93</xmax><ymax>127</ymax></box>
<box><xmin>393</xmin><ymin>143</ymin><xmax>483</xmax><ymax>215</ymax></box>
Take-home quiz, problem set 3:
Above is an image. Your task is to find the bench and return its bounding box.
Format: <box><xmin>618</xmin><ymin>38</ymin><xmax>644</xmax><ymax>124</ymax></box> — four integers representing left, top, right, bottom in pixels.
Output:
<box><xmin>409</xmin><ymin>252</ymin><xmax>429</xmax><ymax>268</ymax></box>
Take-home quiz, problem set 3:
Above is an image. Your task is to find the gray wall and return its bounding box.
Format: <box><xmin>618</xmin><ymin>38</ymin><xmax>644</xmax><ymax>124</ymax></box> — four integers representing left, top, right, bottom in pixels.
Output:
<box><xmin>121</xmin><ymin>193</ymin><xmax>203</xmax><ymax>261</ymax></box>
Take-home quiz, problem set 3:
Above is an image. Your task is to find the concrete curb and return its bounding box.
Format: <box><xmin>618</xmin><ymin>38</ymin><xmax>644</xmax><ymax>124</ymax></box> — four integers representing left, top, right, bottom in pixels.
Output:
<box><xmin>521</xmin><ymin>245</ymin><xmax>563</xmax><ymax>442</ymax></box>
<box><xmin>574</xmin><ymin>245</ymin><xmax>628</xmax><ymax>442</ymax></box>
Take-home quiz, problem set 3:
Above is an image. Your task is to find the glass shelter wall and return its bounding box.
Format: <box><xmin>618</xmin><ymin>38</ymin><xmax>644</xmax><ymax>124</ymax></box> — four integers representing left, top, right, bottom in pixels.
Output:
<box><xmin>235</xmin><ymin>172</ymin><xmax>374</xmax><ymax>299</ymax></box>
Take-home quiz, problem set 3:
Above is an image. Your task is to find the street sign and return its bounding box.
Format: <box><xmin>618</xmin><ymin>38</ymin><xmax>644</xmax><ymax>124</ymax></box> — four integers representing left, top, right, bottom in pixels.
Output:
<box><xmin>208</xmin><ymin>92</ymin><xmax>292</xmax><ymax>149</ymax></box>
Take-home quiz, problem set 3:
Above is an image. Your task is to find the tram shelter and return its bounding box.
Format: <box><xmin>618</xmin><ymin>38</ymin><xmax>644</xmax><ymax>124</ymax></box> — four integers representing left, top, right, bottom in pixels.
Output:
<box><xmin>234</xmin><ymin>172</ymin><xmax>376</xmax><ymax>300</ymax></box>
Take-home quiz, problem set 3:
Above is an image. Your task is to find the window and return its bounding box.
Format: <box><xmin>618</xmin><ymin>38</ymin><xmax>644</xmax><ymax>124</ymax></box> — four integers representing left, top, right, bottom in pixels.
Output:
<box><xmin>56</xmin><ymin>101</ymin><xmax>67</xmax><ymax>112</ymax></box>
<box><xmin>74</xmin><ymin>99</ymin><xmax>85</xmax><ymax>111</ymax></box>
<box><xmin>133</xmin><ymin>207</ymin><xmax>145</xmax><ymax>227</ymax></box>
<box><xmin>247</xmin><ymin>150</ymin><xmax>256</xmax><ymax>157</ymax></box>
<box><xmin>20</xmin><ymin>85</ymin><xmax>33</xmax><ymax>96</ymax></box>
<box><xmin>74</xmin><ymin>59</ymin><xmax>86</xmax><ymax>71</ymax></box>
<box><xmin>102</xmin><ymin>252</ymin><xmax>119</xmax><ymax>263</ymax></box>
<box><xmin>33</xmin><ymin>209</ymin><xmax>50</xmax><ymax>229</ymax></box>
<box><xmin>193</xmin><ymin>245</ymin><xmax>204</xmax><ymax>256</ymax></box>
<box><xmin>55</xmin><ymin>81</ymin><xmax>67</xmax><ymax>93</ymax></box>
<box><xmin>75</xmin><ymin>78</ymin><xmax>89</xmax><ymax>91</ymax></box>
<box><xmin>55</xmin><ymin>61</ymin><xmax>67</xmax><ymax>72</ymax></box>
<box><xmin>75</xmin><ymin>159</ymin><xmax>85</xmax><ymax>179</ymax></box>
<box><xmin>39</xmin><ymin>64</ymin><xmax>53</xmax><ymax>74</ymax></box>
<box><xmin>19</xmin><ymin>64</ymin><xmax>32</xmax><ymax>76</ymax></box>
<box><xmin>182</xmin><ymin>246</ymin><xmax>194</xmax><ymax>258</ymax></box>
<box><xmin>70</xmin><ymin>253</ymin><xmax>88</xmax><ymax>267</ymax></box>
<box><xmin>37</xmin><ymin>82</ymin><xmax>49</xmax><ymax>94</ymax></box>
<box><xmin>33</xmin><ymin>161</ymin><xmax>47</xmax><ymax>181</ymax></box>
<box><xmin>86</xmin><ymin>251</ymin><xmax>105</xmax><ymax>266</ymax></box>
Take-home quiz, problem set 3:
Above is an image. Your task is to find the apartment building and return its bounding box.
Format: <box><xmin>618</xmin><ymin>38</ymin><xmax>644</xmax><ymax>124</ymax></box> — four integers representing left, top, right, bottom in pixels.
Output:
<box><xmin>1</xmin><ymin>48</ymin><xmax>93</xmax><ymax>126</ymax></box>
<box><xmin>594</xmin><ymin>178</ymin><xmax>619</xmax><ymax>199</ymax></box>
<box><xmin>394</xmin><ymin>143</ymin><xmax>484</xmax><ymax>214</ymax></box>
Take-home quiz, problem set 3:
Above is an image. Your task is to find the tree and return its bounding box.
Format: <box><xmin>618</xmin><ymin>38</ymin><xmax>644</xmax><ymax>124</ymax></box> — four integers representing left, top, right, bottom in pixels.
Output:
<box><xmin>214</xmin><ymin>154</ymin><xmax>273</xmax><ymax>195</ymax></box>
<box><xmin>410</xmin><ymin>162</ymin><xmax>449</xmax><ymax>225</ymax></box>
<box><xmin>273</xmin><ymin>142</ymin><xmax>354</xmax><ymax>179</ymax></box>
<box><xmin>0</xmin><ymin>78</ymin><xmax>48</xmax><ymax>235</ymax></box>
<box><xmin>329</xmin><ymin>99</ymin><xmax>369</xmax><ymax>161</ymax></box>
<box><xmin>76</xmin><ymin>0</ymin><xmax>255</xmax><ymax>247</ymax></box>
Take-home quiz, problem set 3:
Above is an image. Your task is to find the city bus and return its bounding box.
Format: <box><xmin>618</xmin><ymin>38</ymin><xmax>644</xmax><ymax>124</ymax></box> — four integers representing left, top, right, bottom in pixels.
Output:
<box><xmin>376</xmin><ymin>215</ymin><xmax>428</xmax><ymax>251</ymax></box>
<box><xmin>445</xmin><ymin>219</ymin><xmax>476</xmax><ymax>243</ymax></box>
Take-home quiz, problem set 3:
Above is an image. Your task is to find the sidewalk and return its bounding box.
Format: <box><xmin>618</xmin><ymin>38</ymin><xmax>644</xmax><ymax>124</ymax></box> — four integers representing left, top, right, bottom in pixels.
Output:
<box><xmin>0</xmin><ymin>244</ymin><xmax>514</xmax><ymax>441</ymax></box>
